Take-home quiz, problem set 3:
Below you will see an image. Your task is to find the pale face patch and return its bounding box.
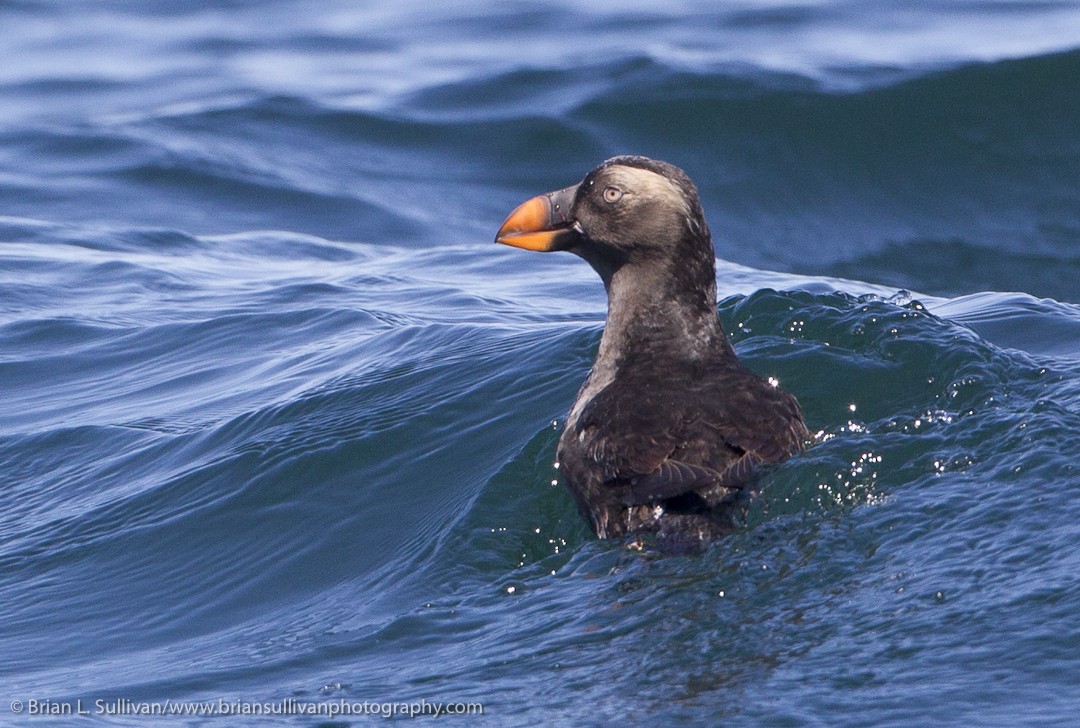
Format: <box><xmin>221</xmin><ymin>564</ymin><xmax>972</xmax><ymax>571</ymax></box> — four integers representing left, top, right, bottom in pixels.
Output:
<box><xmin>600</xmin><ymin>165</ymin><xmax>693</xmax><ymax>222</ymax></box>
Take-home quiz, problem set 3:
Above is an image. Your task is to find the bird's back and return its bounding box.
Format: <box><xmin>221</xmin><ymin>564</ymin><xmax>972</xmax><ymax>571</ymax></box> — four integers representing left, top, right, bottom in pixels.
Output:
<box><xmin>558</xmin><ymin>349</ymin><xmax>807</xmax><ymax>542</ymax></box>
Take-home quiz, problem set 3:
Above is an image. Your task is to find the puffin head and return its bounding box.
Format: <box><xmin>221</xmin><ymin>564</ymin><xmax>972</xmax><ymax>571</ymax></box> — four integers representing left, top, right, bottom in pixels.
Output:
<box><xmin>495</xmin><ymin>156</ymin><xmax>712</xmax><ymax>278</ymax></box>
<box><xmin>495</xmin><ymin>156</ymin><xmax>717</xmax><ymax>312</ymax></box>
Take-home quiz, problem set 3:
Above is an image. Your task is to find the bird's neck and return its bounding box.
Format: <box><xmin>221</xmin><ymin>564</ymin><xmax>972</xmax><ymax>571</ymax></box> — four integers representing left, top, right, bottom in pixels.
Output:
<box><xmin>595</xmin><ymin>257</ymin><xmax>731</xmax><ymax>371</ymax></box>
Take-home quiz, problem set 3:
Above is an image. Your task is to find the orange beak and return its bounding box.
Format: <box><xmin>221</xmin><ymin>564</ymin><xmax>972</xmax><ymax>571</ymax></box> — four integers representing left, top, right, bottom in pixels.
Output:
<box><xmin>495</xmin><ymin>184</ymin><xmax>581</xmax><ymax>252</ymax></box>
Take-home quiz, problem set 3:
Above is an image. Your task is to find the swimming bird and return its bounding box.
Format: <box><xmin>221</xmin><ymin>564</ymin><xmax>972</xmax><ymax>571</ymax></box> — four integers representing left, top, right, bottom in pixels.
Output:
<box><xmin>496</xmin><ymin>156</ymin><xmax>808</xmax><ymax>549</ymax></box>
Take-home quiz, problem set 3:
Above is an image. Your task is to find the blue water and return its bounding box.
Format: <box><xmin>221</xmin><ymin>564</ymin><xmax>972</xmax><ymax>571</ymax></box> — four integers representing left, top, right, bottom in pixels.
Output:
<box><xmin>2</xmin><ymin>1</ymin><xmax>1080</xmax><ymax>725</ymax></box>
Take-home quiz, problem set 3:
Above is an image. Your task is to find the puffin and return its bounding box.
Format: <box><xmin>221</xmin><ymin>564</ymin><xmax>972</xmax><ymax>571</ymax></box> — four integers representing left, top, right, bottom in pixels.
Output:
<box><xmin>495</xmin><ymin>156</ymin><xmax>808</xmax><ymax>549</ymax></box>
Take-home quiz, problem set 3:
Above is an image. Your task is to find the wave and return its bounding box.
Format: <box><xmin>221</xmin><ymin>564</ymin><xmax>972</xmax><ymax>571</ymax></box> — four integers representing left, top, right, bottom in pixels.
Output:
<box><xmin>2</xmin><ymin>213</ymin><xmax>1079</xmax><ymax>724</ymax></box>
<box><xmin>557</xmin><ymin>50</ymin><xmax>1080</xmax><ymax>286</ymax></box>
<box><xmin>3</xmin><ymin>48</ymin><xmax>1078</xmax><ymax>303</ymax></box>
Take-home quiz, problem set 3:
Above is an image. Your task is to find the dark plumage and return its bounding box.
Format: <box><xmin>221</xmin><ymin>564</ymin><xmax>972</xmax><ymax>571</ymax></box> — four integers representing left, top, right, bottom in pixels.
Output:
<box><xmin>496</xmin><ymin>156</ymin><xmax>808</xmax><ymax>548</ymax></box>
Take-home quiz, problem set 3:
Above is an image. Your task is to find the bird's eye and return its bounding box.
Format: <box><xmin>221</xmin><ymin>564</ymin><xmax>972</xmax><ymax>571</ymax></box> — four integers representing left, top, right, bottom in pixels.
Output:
<box><xmin>603</xmin><ymin>186</ymin><xmax>623</xmax><ymax>203</ymax></box>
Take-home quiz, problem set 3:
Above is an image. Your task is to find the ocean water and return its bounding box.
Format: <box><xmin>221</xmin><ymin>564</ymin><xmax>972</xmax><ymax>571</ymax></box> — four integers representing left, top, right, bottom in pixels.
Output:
<box><xmin>2</xmin><ymin>0</ymin><xmax>1080</xmax><ymax>725</ymax></box>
